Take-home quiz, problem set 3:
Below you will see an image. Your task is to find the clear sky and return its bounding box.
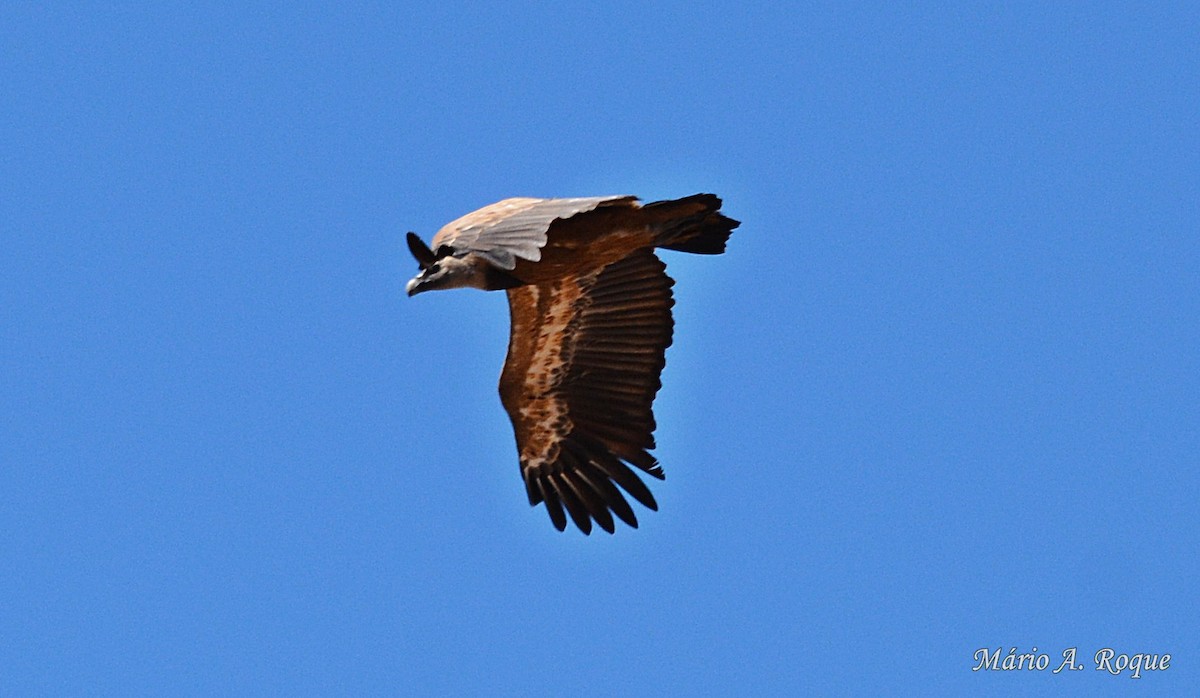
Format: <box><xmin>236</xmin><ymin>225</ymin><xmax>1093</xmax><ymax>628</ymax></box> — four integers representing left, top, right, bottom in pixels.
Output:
<box><xmin>3</xmin><ymin>3</ymin><xmax>1197</xmax><ymax>695</ymax></box>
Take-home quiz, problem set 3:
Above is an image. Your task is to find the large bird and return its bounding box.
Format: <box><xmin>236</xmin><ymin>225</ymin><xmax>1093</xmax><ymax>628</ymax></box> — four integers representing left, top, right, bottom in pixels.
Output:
<box><xmin>405</xmin><ymin>194</ymin><xmax>739</xmax><ymax>534</ymax></box>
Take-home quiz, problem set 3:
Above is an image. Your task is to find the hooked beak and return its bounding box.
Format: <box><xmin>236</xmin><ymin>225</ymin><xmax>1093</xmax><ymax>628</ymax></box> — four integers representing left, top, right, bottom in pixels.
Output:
<box><xmin>405</xmin><ymin>273</ymin><xmax>425</xmax><ymax>297</ymax></box>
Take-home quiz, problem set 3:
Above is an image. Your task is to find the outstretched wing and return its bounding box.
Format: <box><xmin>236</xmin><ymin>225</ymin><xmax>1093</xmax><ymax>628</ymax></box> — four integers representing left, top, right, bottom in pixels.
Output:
<box><xmin>499</xmin><ymin>249</ymin><xmax>675</xmax><ymax>534</ymax></box>
<box><xmin>431</xmin><ymin>196</ymin><xmax>638</xmax><ymax>270</ymax></box>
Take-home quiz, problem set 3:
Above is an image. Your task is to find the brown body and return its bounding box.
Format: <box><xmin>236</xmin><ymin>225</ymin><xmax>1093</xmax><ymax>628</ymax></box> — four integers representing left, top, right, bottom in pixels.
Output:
<box><xmin>406</xmin><ymin>194</ymin><xmax>738</xmax><ymax>533</ymax></box>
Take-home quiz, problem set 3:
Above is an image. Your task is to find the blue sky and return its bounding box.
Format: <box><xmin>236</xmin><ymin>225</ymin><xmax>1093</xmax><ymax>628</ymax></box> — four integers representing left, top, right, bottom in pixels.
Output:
<box><xmin>3</xmin><ymin>2</ymin><xmax>1197</xmax><ymax>695</ymax></box>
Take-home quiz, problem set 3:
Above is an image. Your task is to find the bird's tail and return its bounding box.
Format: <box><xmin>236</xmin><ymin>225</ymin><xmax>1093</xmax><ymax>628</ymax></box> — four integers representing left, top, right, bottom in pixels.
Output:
<box><xmin>645</xmin><ymin>193</ymin><xmax>740</xmax><ymax>255</ymax></box>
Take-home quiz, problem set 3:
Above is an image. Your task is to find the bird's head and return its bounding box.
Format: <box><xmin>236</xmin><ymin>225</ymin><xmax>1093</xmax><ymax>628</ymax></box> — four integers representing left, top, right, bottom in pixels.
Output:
<box><xmin>404</xmin><ymin>232</ymin><xmax>487</xmax><ymax>296</ymax></box>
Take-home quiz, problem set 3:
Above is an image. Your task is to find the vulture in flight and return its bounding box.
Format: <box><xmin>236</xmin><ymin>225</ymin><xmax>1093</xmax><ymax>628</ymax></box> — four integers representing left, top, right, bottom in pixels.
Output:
<box><xmin>405</xmin><ymin>194</ymin><xmax>739</xmax><ymax>534</ymax></box>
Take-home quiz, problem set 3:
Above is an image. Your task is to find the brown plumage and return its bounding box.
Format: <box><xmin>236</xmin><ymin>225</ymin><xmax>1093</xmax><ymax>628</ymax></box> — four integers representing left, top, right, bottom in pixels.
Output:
<box><xmin>405</xmin><ymin>193</ymin><xmax>739</xmax><ymax>533</ymax></box>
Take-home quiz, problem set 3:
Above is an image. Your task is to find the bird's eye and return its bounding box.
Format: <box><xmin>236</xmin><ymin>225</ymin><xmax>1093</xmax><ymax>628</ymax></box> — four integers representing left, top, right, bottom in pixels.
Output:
<box><xmin>428</xmin><ymin>263</ymin><xmax>441</xmax><ymax>274</ymax></box>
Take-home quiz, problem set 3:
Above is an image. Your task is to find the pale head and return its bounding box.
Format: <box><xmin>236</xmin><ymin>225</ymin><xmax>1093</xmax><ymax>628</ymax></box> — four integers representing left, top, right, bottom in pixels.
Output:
<box><xmin>405</xmin><ymin>254</ymin><xmax>491</xmax><ymax>296</ymax></box>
